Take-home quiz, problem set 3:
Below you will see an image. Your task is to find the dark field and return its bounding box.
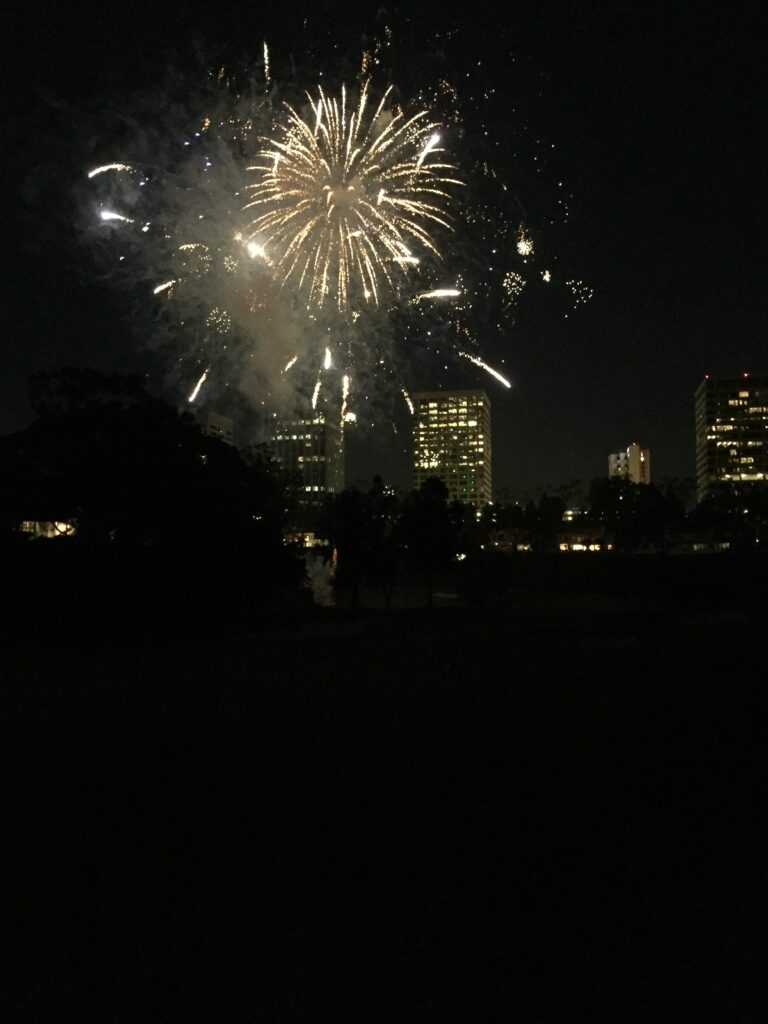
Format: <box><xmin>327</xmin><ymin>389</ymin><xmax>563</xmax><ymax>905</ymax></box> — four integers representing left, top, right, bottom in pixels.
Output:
<box><xmin>7</xmin><ymin>558</ymin><xmax>766</xmax><ymax>1021</ymax></box>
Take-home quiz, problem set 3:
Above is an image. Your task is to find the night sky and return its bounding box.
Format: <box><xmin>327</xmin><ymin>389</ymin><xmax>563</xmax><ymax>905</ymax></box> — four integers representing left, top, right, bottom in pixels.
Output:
<box><xmin>4</xmin><ymin>1</ymin><xmax>765</xmax><ymax>497</ymax></box>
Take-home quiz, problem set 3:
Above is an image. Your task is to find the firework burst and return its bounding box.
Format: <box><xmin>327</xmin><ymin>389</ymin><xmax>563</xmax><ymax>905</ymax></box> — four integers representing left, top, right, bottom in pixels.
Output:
<box><xmin>244</xmin><ymin>82</ymin><xmax>462</xmax><ymax>310</ymax></box>
<box><xmin>84</xmin><ymin>47</ymin><xmax>591</xmax><ymax>428</ymax></box>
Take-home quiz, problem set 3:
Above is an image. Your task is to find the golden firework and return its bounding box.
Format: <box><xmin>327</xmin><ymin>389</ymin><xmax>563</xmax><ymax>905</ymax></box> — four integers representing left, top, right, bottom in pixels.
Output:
<box><xmin>244</xmin><ymin>82</ymin><xmax>461</xmax><ymax>310</ymax></box>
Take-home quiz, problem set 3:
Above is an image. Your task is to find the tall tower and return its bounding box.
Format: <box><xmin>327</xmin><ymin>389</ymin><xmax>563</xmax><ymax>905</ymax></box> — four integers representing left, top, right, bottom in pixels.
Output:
<box><xmin>412</xmin><ymin>389</ymin><xmax>492</xmax><ymax>506</ymax></box>
<box><xmin>608</xmin><ymin>442</ymin><xmax>651</xmax><ymax>484</ymax></box>
<box><xmin>263</xmin><ymin>409</ymin><xmax>344</xmax><ymax>522</ymax></box>
<box><xmin>695</xmin><ymin>374</ymin><xmax>768</xmax><ymax>502</ymax></box>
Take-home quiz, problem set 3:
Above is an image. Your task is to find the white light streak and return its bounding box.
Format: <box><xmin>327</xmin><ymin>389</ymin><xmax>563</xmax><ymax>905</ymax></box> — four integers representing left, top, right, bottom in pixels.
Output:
<box><xmin>324</xmin><ymin>347</ymin><xmax>332</xmax><ymax>370</ymax></box>
<box><xmin>416</xmin><ymin>132</ymin><xmax>441</xmax><ymax>170</ymax></box>
<box><xmin>152</xmin><ymin>279</ymin><xmax>176</xmax><ymax>294</ymax></box>
<box><xmin>416</xmin><ymin>288</ymin><xmax>461</xmax><ymax>301</ymax></box>
<box><xmin>458</xmin><ymin>352</ymin><xmax>512</xmax><ymax>389</ymax></box>
<box><xmin>100</xmin><ymin>210</ymin><xmax>134</xmax><ymax>223</ymax></box>
<box><xmin>340</xmin><ymin>374</ymin><xmax>351</xmax><ymax>428</ymax></box>
<box><xmin>188</xmin><ymin>367</ymin><xmax>210</xmax><ymax>403</ymax></box>
<box><xmin>88</xmin><ymin>163</ymin><xmax>134</xmax><ymax>178</ymax></box>
<box><xmin>283</xmin><ymin>355</ymin><xmax>298</xmax><ymax>372</ymax></box>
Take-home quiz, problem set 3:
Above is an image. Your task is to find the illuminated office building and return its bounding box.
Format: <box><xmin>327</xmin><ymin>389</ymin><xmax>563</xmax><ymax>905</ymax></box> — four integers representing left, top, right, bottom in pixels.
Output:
<box><xmin>695</xmin><ymin>374</ymin><xmax>768</xmax><ymax>502</ymax></box>
<box><xmin>412</xmin><ymin>389</ymin><xmax>492</xmax><ymax>506</ymax></box>
<box><xmin>608</xmin><ymin>442</ymin><xmax>651</xmax><ymax>484</ymax></box>
<box><xmin>264</xmin><ymin>409</ymin><xmax>344</xmax><ymax>515</ymax></box>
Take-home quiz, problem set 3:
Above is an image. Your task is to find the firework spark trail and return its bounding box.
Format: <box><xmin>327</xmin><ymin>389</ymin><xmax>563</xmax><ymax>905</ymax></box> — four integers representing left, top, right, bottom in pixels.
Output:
<box><xmin>415</xmin><ymin>132</ymin><xmax>441</xmax><ymax>170</ymax></box>
<box><xmin>188</xmin><ymin>367</ymin><xmax>210</xmax><ymax>403</ymax></box>
<box><xmin>402</xmin><ymin>388</ymin><xmax>415</xmax><ymax>415</ymax></box>
<box><xmin>244</xmin><ymin>82</ymin><xmax>461</xmax><ymax>310</ymax></box>
<box><xmin>340</xmin><ymin>373</ymin><xmax>351</xmax><ymax>425</ymax></box>
<box><xmin>88</xmin><ymin>163</ymin><xmax>134</xmax><ymax>178</ymax></box>
<box><xmin>458</xmin><ymin>351</ymin><xmax>512</xmax><ymax>389</ymax></box>
<box><xmin>324</xmin><ymin>346</ymin><xmax>332</xmax><ymax>370</ymax></box>
<box><xmin>416</xmin><ymin>288</ymin><xmax>461</xmax><ymax>301</ymax></box>
<box><xmin>311</xmin><ymin>377</ymin><xmax>322</xmax><ymax>409</ymax></box>
<box><xmin>153</xmin><ymin>279</ymin><xmax>176</xmax><ymax>294</ymax></box>
<box><xmin>100</xmin><ymin>210</ymin><xmax>134</xmax><ymax>223</ymax></box>
<box><xmin>263</xmin><ymin>42</ymin><xmax>270</xmax><ymax>85</ymax></box>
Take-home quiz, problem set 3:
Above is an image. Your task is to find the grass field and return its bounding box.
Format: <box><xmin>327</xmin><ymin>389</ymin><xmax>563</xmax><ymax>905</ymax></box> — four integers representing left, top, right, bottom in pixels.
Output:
<box><xmin>8</xmin><ymin>562</ymin><xmax>765</xmax><ymax>1021</ymax></box>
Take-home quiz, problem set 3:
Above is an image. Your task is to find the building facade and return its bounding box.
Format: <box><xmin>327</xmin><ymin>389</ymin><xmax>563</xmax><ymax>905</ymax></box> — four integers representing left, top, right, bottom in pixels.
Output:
<box><xmin>695</xmin><ymin>375</ymin><xmax>768</xmax><ymax>502</ymax></box>
<box><xmin>263</xmin><ymin>410</ymin><xmax>344</xmax><ymax>519</ymax></box>
<box><xmin>196</xmin><ymin>410</ymin><xmax>234</xmax><ymax>445</ymax></box>
<box><xmin>412</xmin><ymin>389</ymin><xmax>492</xmax><ymax>506</ymax></box>
<box><xmin>608</xmin><ymin>442</ymin><xmax>651</xmax><ymax>484</ymax></box>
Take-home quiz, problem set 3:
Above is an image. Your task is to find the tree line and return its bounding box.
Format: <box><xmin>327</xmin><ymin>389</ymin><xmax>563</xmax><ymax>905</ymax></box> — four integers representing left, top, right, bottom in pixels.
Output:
<box><xmin>2</xmin><ymin>369</ymin><xmax>765</xmax><ymax>626</ymax></box>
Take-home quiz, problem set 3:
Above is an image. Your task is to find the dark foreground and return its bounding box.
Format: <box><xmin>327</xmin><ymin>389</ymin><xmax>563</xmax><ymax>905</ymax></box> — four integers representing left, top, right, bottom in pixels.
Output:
<box><xmin>8</xmin><ymin>582</ymin><xmax>765</xmax><ymax>1021</ymax></box>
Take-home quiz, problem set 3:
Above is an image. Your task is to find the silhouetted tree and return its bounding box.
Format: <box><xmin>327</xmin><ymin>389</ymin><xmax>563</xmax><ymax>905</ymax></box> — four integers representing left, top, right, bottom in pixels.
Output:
<box><xmin>364</xmin><ymin>476</ymin><xmax>402</xmax><ymax>610</ymax></box>
<box><xmin>399</xmin><ymin>478</ymin><xmax>458</xmax><ymax>608</ymax></box>
<box><xmin>533</xmin><ymin>494</ymin><xmax>566</xmax><ymax>551</ymax></box>
<box><xmin>589</xmin><ymin>476</ymin><xmax>680</xmax><ymax>551</ymax></box>
<box><xmin>324</xmin><ymin>487</ymin><xmax>367</xmax><ymax>608</ymax></box>
<box><xmin>0</xmin><ymin>369</ymin><xmax>301</xmax><ymax>625</ymax></box>
<box><xmin>323</xmin><ymin>478</ymin><xmax>403</xmax><ymax>609</ymax></box>
<box><xmin>690</xmin><ymin>486</ymin><xmax>768</xmax><ymax>550</ymax></box>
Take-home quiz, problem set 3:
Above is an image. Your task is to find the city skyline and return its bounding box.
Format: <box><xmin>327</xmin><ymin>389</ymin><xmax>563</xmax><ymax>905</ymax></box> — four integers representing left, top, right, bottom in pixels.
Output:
<box><xmin>3</xmin><ymin>2</ymin><xmax>765</xmax><ymax>495</ymax></box>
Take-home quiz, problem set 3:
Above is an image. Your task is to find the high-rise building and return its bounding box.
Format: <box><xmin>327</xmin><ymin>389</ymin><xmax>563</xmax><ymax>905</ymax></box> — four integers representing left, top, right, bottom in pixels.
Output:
<box><xmin>263</xmin><ymin>409</ymin><xmax>344</xmax><ymax>519</ymax></box>
<box><xmin>695</xmin><ymin>374</ymin><xmax>768</xmax><ymax>502</ymax></box>
<box><xmin>412</xmin><ymin>389</ymin><xmax>492</xmax><ymax>506</ymax></box>
<box><xmin>608</xmin><ymin>442</ymin><xmax>651</xmax><ymax>484</ymax></box>
<box><xmin>196</xmin><ymin>409</ymin><xmax>234</xmax><ymax>445</ymax></box>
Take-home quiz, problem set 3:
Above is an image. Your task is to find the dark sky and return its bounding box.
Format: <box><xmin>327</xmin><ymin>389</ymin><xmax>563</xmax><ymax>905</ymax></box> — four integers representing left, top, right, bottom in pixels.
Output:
<box><xmin>4</xmin><ymin>1</ymin><xmax>765</xmax><ymax>497</ymax></box>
